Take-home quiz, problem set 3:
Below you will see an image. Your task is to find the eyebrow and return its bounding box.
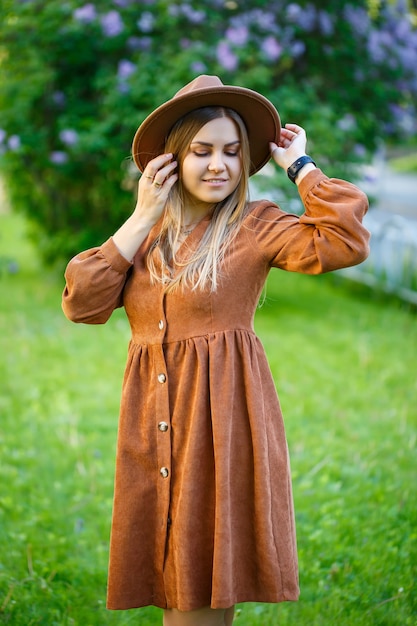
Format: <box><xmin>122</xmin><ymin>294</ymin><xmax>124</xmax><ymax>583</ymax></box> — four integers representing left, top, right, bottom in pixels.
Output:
<box><xmin>190</xmin><ymin>140</ymin><xmax>241</xmax><ymax>147</ymax></box>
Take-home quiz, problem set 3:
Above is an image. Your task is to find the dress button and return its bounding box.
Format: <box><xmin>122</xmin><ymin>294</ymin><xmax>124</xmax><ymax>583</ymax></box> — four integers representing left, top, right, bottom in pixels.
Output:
<box><xmin>158</xmin><ymin>421</ymin><xmax>169</xmax><ymax>432</ymax></box>
<box><xmin>160</xmin><ymin>467</ymin><xmax>169</xmax><ymax>478</ymax></box>
<box><xmin>158</xmin><ymin>319</ymin><xmax>164</xmax><ymax>330</ymax></box>
<box><xmin>158</xmin><ymin>373</ymin><xmax>166</xmax><ymax>383</ymax></box>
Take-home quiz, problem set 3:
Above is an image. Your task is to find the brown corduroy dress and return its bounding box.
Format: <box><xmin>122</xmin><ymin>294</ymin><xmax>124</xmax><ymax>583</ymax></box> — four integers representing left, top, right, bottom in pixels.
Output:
<box><xmin>62</xmin><ymin>170</ymin><xmax>369</xmax><ymax>612</ymax></box>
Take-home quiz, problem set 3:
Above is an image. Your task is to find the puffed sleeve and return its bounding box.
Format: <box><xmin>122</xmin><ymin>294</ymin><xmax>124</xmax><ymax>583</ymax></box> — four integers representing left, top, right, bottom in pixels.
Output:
<box><xmin>62</xmin><ymin>237</ymin><xmax>133</xmax><ymax>324</ymax></box>
<box><xmin>251</xmin><ymin>169</ymin><xmax>370</xmax><ymax>274</ymax></box>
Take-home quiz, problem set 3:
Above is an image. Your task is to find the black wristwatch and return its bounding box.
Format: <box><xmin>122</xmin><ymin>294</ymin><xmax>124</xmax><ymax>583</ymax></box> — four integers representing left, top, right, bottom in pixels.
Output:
<box><xmin>287</xmin><ymin>155</ymin><xmax>316</xmax><ymax>184</ymax></box>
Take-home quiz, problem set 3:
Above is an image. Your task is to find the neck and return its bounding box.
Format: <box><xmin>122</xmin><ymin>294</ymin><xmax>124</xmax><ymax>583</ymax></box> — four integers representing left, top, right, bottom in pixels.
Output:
<box><xmin>182</xmin><ymin>199</ymin><xmax>214</xmax><ymax>227</ymax></box>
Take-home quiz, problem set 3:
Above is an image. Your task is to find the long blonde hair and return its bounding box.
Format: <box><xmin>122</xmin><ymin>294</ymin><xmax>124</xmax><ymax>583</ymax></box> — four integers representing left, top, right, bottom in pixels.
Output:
<box><xmin>147</xmin><ymin>106</ymin><xmax>251</xmax><ymax>292</ymax></box>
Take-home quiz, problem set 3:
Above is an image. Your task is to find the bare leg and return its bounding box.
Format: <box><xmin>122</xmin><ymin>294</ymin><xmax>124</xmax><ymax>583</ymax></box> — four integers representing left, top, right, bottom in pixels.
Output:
<box><xmin>225</xmin><ymin>606</ymin><xmax>235</xmax><ymax>626</ymax></box>
<box><xmin>163</xmin><ymin>606</ymin><xmax>235</xmax><ymax>626</ymax></box>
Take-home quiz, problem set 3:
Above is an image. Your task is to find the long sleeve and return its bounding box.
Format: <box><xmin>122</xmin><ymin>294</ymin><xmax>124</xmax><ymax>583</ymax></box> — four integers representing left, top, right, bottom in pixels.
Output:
<box><xmin>62</xmin><ymin>237</ymin><xmax>133</xmax><ymax>324</ymax></box>
<box><xmin>250</xmin><ymin>169</ymin><xmax>370</xmax><ymax>274</ymax></box>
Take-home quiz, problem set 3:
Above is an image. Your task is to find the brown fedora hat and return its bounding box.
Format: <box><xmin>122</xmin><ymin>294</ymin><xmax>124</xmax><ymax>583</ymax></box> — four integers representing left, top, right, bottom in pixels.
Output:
<box><xmin>132</xmin><ymin>75</ymin><xmax>281</xmax><ymax>176</ymax></box>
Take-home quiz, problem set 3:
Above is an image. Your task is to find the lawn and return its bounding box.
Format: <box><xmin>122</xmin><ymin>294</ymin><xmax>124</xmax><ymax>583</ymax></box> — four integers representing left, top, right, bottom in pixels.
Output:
<box><xmin>0</xmin><ymin>210</ymin><xmax>416</xmax><ymax>625</ymax></box>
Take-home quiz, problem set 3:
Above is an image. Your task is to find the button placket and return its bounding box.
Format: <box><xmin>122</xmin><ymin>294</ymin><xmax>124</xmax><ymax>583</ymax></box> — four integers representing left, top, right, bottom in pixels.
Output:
<box><xmin>152</xmin><ymin>295</ymin><xmax>172</xmax><ymax>575</ymax></box>
<box><xmin>152</xmin><ymin>313</ymin><xmax>172</xmax><ymax>569</ymax></box>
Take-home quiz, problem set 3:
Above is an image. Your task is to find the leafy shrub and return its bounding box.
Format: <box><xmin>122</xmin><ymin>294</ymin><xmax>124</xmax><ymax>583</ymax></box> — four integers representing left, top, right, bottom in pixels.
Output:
<box><xmin>0</xmin><ymin>0</ymin><xmax>416</xmax><ymax>263</ymax></box>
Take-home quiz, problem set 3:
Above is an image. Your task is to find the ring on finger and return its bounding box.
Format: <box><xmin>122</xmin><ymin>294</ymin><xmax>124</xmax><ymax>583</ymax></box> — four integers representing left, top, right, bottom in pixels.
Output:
<box><xmin>145</xmin><ymin>175</ymin><xmax>154</xmax><ymax>180</ymax></box>
<box><xmin>153</xmin><ymin>181</ymin><xmax>163</xmax><ymax>188</ymax></box>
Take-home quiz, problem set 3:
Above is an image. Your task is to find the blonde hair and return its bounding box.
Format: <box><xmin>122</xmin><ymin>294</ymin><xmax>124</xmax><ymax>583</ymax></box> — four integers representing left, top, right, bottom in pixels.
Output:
<box><xmin>147</xmin><ymin>107</ymin><xmax>251</xmax><ymax>293</ymax></box>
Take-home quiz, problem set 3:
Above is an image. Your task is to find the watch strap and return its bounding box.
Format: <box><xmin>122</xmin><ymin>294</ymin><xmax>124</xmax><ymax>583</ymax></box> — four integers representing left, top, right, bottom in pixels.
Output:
<box><xmin>287</xmin><ymin>155</ymin><xmax>316</xmax><ymax>184</ymax></box>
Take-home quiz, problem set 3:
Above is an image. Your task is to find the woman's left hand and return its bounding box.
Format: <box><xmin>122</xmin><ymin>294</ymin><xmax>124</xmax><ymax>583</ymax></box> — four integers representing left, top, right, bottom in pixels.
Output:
<box><xmin>270</xmin><ymin>123</ymin><xmax>308</xmax><ymax>171</ymax></box>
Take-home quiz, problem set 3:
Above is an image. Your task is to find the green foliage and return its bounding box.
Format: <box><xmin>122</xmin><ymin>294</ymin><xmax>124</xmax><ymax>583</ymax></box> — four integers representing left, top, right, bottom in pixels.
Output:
<box><xmin>0</xmin><ymin>0</ymin><xmax>416</xmax><ymax>263</ymax></box>
<box><xmin>1</xmin><ymin>210</ymin><xmax>416</xmax><ymax>625</ymax></box>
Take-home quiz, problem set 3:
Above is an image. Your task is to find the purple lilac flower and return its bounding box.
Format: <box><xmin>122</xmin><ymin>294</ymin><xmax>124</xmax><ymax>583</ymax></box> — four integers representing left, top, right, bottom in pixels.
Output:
<box><xmin>318</xmin><ymin>10</ymin><xmax>333</xmax><ymax>36</ymax></box>
<box><xmin>117</xmin><ymin>59</ymin><xmax>136</xmax><ymax>80</ymax></box>
<box><xmin>397</xmin><ymin>44</ymin><xmax>417</xmax><ymax>74</ymax></box>
<box><xmin>228</xmin><ymin>10</ymin><xmax>278</xmax><ymax>34</ymax></box>
<box><xmin>395</xmin><ymin>0</ymin><xmax>408</xmax><ymax>14</ymax></box>
<box><xmin>52</xmin><ymin>91</ymin><xmax>66</xmax><ymax>107</ymax></box>
<box><xmin>343</xmin><ymin>6</ymin><xmax>370</xmax><ymax>37</ymax></box>
<box><xmin>73</xmin><ymin>4</ymin><xmax>97</xmax><ymax>23</ymax></box>
<box><xmin>225</xmin><ymin>25</ymin><xmax>249</xmax><ymax>47</ymax></box>
<box><xmin>290</xmin><ymin>40</ymin><xmax>305</xmax><ymax>57</ymax></box>
<box><xmin>354</xmin><ymin>68</ymin><xmax>365</xmax><ymax>82</ymax></box>
<box><xmin>337</xmin><ymin>114</ymin><xmax>356</xmax><ymax>132</ymax></box>
<box><xmin>117</xmin><ymin>82</ymin><xmax>130</xmax><ymax>94</ymax></box>
<box><xmin>380</xmin><ymin>30</ymin><xmax>394</xmax><ymax>47</ymax></box>
<box><xmin>354</xmin><ymin>144</ymin><xmax>366</xmax><ymax>158</ymax></box>
<box><xmin>368</xmin><ymin>29</ymin><xmax>397</xmax><ymax>65</ymax></box>
<box><xmin>286</xmin><ymin>3</ymin><xmax>302</xmax><ymax>23</ymax></box>
<box><xmin>389</xmin><ymin>103</ymin><xmax>416</xmax><ymax>134</ymax></box>
<box><xmin>180</xmin><ymin>5</ymin><xmax>205</xmax><ymax>24</ymax></box>
<box><xmin>393</xmin><ymin>16</ymin><xmax>411</xmax><ymax>40</ymax></box>
<box><xmin>59</xmin><ymin>129</ymin><xmax>79</xmax><ymax>146</ymax></box>
<box><xmin>101</xmin><ymin>10</ymin><xmax>124</xmax><ymax>37</ymax></box>
<box><xmin>252</xmin><ymin>10</ymin><xmax>277</xmax><ymax>32</ymax></box>
<box><xmin>50</xmin><ymin>151</ymin><xmax>68</xmax><ymax>164</ymax></box>
<box><xmin>190</xmin><ymin>61</ymin><xmax>207</xmax><ymax>74</ymax></box>
<box><xmin>367</xmin><ymin>30</ymin><xmax>386</xmax><ymax>64</ymax></box>
<box><xmin>8</xmin><ymin>135</ymin><xmax>21</xmax><ymax>151</ymax></box>
<box><xmin>216</xmin><ymin>41</ymin><xmax>238</xmax><ymax>71</ymax></box>
<box><xmin>180</xmin><ymin>38</ymin><xmax>191</xmax><ymax>49</ymax></box>
<box><xmin>113</xmin><ymin>0</ymin><xmax>130</xmax><ymax>6</ymax></box>
<box><xmin>127</xmin><ymin>36</ymin><xmax>152</xmax><ymax>51</ymax></box>
<box><xmin>261</xmin><ymin>36</ymin><xmax>282</xmax><ymax>61</ymax></box>
<box><xmin>295</xmin><ymin>4</ymin><xmax>316</xmax><ymax>32</ymax></box>
<box><xmin>137</xmin><ymin>11</ymin><xmax>154</xmax><ymax>33</ymax></box>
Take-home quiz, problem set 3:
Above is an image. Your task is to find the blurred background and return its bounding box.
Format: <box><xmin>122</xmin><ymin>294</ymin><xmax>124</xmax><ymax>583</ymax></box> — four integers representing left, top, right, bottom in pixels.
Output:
<box><xmin>0</xmin><ymin>1</ymin><xmax>416</xmax><ymax>625</ymax></box>
<box><xmin>1</xmin><ymin>0</ymin><xmax>417</xmax><ymax>278</ymax></box>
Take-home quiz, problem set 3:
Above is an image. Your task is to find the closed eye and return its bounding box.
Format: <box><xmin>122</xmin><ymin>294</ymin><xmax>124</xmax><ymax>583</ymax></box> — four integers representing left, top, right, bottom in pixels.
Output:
<box><xmin>193</xmin><ymin>151</ymin><xmax>240</xmax><ymax>157</ymax></box>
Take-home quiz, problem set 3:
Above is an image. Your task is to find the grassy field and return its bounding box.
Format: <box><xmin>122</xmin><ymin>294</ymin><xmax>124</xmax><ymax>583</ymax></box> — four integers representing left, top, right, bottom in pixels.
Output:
<box><xmin>0</xmin><ymin>210</ymin><xmax>416</xmax><ymax>626</ymax></box>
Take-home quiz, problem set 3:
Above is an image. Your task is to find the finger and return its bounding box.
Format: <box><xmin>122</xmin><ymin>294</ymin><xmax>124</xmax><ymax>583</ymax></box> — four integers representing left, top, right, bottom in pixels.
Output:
<box><xmin>270</xmin><ymin>142</ymin><xmax>281</xmax><ymax>155</ymax></box>
<box><xmin>145</xmin><ymin>153</ymin><xmax>174</xmax><ymax>177</ymax></box>
<box><xmin>152</xmin><ymin>172</ymin><xmax>178</xmax><ymax>194</ymax></box>
<box><xmin>285</xmin><ymin>123</ymin><xmax>303</xmax><ymax>132</ymax></box>
<box><xmin>152</xmin><ymin>160</ymin><xmax>177</xmax><ymax>188</ymax></box>
<box><xmin>277</xmin><ymin>131</ymin><xmax>294</xmax><ymax>149</ymax></box>
<box><xmin>284</xmin><ymin>124</ymin><xmax>307</xmax><ymax>143</ymax></box>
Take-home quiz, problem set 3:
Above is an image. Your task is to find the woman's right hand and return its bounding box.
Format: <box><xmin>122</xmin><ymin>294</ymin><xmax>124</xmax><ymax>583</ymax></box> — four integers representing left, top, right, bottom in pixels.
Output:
<box><xmin>134</xmin><ymin>153</ymin><xmax>178</xmax><ymax>225</ymax></box>
<box><xmin>112</xmin><ymin>153</ymin><xmax>178</xmax><ymax>261</ymax></box>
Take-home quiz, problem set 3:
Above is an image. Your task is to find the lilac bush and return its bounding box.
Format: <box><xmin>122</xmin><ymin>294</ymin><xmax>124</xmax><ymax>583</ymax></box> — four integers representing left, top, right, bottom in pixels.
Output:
<box><xmin>0</xmin><ymin>0</ymin><xmax>416</xmax><ymax>262</ymax></box>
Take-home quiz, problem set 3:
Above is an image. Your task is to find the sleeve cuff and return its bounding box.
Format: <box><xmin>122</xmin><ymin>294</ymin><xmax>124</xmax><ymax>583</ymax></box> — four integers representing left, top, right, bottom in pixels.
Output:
<box><xmin>100</xmin><ymin>238</ymin><xmax>133</xmax><ymax>274</ymax></box>
<box><xmin>297</xmin><ymin>168</ymin><xmax>328</xmax><ymax>201</ymax></box>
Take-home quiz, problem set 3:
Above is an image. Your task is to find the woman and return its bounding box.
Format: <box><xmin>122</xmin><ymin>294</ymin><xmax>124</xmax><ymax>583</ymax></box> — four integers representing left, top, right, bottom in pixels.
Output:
<box><xmin>62</xmin><ymin>75</ymin><xmax>370</xmax><ymax>626</ymax></box>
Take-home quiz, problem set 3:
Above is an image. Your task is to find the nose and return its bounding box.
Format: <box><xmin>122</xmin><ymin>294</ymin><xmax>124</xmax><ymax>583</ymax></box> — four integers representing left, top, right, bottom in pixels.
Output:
<box><xmin>208</xmin><ymin>151</ymin><xmax>226</xmax><ymax>172</ymax></box>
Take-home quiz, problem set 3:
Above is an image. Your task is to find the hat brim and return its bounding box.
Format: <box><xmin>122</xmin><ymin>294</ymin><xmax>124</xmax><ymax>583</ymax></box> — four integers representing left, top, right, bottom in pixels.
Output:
<box><xmin>132</xmin><ymin>85</ymin><xmax>281</xmax><ymax>176</ymax></box>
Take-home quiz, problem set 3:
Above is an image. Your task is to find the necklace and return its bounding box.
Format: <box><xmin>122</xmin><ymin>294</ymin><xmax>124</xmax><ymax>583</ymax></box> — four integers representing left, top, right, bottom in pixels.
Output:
<box><xmin>180</xmin><ymin>221</ymin><xmax>200</xmax><ymax>236</ymax></box>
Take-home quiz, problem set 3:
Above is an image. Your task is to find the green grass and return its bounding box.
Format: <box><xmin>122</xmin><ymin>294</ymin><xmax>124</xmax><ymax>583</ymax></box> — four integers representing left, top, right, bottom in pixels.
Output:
<box><xmin>389</xmin><ymin>152</ymin><xmax>417</xmax><ymax>174</ymax></box>
<box><xmin>1</xmin><ymin>210</ymin><xmax>416</xmax><ymax>625</ymax></box>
